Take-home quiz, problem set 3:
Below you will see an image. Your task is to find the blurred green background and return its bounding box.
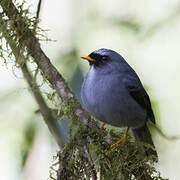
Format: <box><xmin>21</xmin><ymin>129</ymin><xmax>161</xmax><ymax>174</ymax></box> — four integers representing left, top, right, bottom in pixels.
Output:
<box><xmin>1</xmin><ymin>0</ymin><xmax>180</xmax><ymax>179</ymax></box>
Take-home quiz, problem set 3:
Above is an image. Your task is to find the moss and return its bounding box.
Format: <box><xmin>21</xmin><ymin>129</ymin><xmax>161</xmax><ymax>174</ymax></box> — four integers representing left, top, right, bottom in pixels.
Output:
<box><xmin>49</xmin><ymin>127</ymin><xmax>168</xmax><ymax>180</ymax></box>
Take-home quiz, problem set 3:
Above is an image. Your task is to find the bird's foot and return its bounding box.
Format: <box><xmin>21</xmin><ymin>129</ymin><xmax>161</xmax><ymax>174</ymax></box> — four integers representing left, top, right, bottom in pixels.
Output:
<box><xmin>111</xmin><ymin>127</ymin><xmax>129</xmax><ymax>147</ymax></box>
<box><xmin>111</xmin><ymin>136</ymin><xmax>127</xmax><ymax>146</ymax></box>
<box><xmin>100</xmin><ymin>123</ymin><xmax>106</xmax><ymax>131</ymax></box>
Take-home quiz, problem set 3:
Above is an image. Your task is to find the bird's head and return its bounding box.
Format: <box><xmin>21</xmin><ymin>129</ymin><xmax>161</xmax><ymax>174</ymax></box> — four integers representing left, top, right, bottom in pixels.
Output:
<box><xmin>81</xmin><ymin>48</ymin><xmax>123</xmax><ymax>67</ymax></box>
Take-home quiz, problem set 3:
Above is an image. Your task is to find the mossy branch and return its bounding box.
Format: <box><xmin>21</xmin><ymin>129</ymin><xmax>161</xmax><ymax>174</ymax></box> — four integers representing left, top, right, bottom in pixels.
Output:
<box><xmin>0</xmin><ymin>1</ymin><xmax>168</xmax><ymax>179</ymax></box>
<box><xmin>0</xmin><ymin>0</ymin><xmax>104</xmax><ymax>137</ymax></box>
<box><xmin>0</xmin><ymin>19</ymin><xmax>65</xmax><ymax>148</ymax></box>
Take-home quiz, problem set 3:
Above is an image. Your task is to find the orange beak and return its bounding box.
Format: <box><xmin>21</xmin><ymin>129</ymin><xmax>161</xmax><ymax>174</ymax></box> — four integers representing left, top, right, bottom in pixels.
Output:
<box><xmin>81</xmin><ymin>56</ymin><xmax>95</xmax><ymax>62</ymax></box>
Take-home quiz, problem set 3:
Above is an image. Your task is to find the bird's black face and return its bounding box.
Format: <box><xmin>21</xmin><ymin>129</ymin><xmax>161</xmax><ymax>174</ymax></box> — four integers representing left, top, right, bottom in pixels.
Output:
<box><xmin>88</xmin><ymin>52</ymin><xmax>110</xmax><ymax>66</ymax></box>
<box><xmin>81</xmin><ymin>48</ymin><xmax>113</xmax><ymax>67</ymax></box>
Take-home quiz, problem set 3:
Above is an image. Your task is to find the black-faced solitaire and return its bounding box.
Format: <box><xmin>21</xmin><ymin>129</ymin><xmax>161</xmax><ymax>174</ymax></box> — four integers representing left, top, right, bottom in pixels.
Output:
<box><xmin>81</xmin><ymin>48</ymin><xmax>157</xmax><ymax>157</ymax></box>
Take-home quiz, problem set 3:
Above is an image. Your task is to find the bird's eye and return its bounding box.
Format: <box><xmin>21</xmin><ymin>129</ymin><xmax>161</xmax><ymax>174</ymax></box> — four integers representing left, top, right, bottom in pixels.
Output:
<box><xmin>102</xmin><ymin>56</ymin><xmax>107</xmax><ymax>61</ymax></box>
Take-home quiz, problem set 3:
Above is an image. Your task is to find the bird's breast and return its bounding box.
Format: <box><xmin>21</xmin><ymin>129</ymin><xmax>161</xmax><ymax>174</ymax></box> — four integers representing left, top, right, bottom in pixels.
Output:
<box><xmin>81</xmin><ymin>68</ymin><xmax>146</xmax><ymax>128</ymax></box>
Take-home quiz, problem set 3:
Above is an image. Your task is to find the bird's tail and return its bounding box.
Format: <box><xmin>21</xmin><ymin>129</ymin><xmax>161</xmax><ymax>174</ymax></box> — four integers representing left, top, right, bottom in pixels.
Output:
<box><xmin>132</xmin><ymin>124</ymin><xmax>158</xmax><ymax>158</ymax></box>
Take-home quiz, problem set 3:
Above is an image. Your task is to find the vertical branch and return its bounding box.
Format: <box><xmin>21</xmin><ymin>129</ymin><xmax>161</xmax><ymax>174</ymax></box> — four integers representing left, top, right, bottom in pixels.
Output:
<box><xmin>0</xmin><ymin>20</ymin><xmax>65</xmax><ymax>148</ymax></box>
<box><xmin>21</xmin><ymin>64</ymin><xmax>65</xmax><ymax>148</ymax></box>
<box><xmin>0</xmin><ymin>0</ymin><xmax>103</xmax><ymax>136</ymax></box>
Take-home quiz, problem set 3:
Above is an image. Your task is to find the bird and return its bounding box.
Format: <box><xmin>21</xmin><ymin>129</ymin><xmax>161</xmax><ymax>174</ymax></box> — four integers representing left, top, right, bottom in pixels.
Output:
<box><xmin>81</xmin><ymin>48</ymin><xmax>157</xmax><ymax>157</ymax></box>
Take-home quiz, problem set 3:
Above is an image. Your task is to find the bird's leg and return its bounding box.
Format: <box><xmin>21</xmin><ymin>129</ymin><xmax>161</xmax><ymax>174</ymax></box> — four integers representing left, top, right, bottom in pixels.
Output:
<box><xmin>100</xmin><ymin>123</ymin><xmax>106</xmax><ymax>130</ymax></box>
<box><xmin>111</xmin><ymin>127</ymin><xmax>129</xmax><ymax>147</ymax></box>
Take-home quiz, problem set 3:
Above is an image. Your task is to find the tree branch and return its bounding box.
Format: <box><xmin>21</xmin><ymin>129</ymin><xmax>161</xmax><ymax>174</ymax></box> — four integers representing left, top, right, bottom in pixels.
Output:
<box><xmin>0</xmin><ymin>0</ymin><xmax>104</xmax><ymax>136</ymax></box>
<box><xmin>22</xmin><ymin>64</ymin><xmax>66</xmax><ymax>148</ymax></box>
<box><xmin>0</xmin><ymin>19</ymin><xmax>65</xmax><ymax>148</ymax></box>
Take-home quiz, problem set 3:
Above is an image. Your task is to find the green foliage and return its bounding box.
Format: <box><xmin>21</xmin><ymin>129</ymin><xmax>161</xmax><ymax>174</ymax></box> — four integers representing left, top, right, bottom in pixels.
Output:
<box><xmin>50</xmin><ymin>127</ymin><xmax>168</xmax><ymax>180</ymax></box>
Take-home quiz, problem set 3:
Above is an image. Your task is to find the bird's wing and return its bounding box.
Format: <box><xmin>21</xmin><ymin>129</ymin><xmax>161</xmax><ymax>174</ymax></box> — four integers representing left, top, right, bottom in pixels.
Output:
<box><xmin>123</xmin><ymin>75</ymin><xmax>155</xmax><ymax>124</ymax></box>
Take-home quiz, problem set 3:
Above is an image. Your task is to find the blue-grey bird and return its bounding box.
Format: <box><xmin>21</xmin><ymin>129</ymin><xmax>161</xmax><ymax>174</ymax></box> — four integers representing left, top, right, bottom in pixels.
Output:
<box><xmin>81</xmin><ymin>48</ymin><xmax>157</xmax><ymax>157</ymax></box>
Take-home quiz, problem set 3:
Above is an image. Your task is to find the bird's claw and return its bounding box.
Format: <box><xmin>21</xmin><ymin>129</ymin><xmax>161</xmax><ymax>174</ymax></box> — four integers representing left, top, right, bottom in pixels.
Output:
<box><xmin>111</xmin><ymin>137</ymin><xmax>126</xmax><ymax>147</ymax></box>
<box><xmin>111</xmin><ymin>127</ymin><xmax>129</xmax><ymax>147</ymax></box>
<box><xmin>100</xmin><ymin>123</ymin><xmax>106</xmax><ymax>131</ymax></box>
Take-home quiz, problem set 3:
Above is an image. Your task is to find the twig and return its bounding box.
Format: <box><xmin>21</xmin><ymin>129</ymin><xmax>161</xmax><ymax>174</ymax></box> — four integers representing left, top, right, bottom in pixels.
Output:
<box><xmin>148</xmin><ymin>121</ymin><xmax>180</xmax><ymax>140</ymax></box>
<box><xmin>34</xmin><ymin>0</ymin><xmax>42</xmax><ymax>32</ymax></box>
<box><xmin>36</xmin><ymin>0</ymin><xmax>42</xmax><ymax>20</ymax></box>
